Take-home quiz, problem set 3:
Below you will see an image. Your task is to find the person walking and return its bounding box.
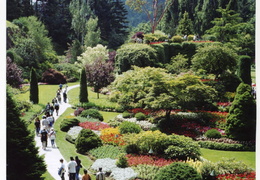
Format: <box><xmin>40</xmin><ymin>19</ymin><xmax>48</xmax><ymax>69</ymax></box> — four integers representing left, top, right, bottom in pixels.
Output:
<box><xmin>58</xmin><ymin>159</ymin><xmax>66</xmax><ymax>180</ymax></box>
<box><xmin>75</xmin><ymin>156</ymin><xmax>82</xmax><ymax>180</ymax></box>
<box><xmin>41</xmin><ymin>115</ymin><xmax>50</xmax><ymax>131</ymax></box>
<box><xmin>96</xmin><ymin>168</ymin><xmax>105</xmax><ymax>180</ymax></box>
<box><xmin>82</xmin><ymin>169</ymin><xmax>91</xmax><ymax>180</ymax></box>
<box><xmin>63</xmin><ymin>90</ymin><xmax>67</xmax><ymax>103</ymax></box>
<box><xmin>47</xmin><ymin>114</ymin><xmax>55</xmax><ymax>127</ymax></box>
<box><xmin>40</xmin><ymin>127</ymin><xmax>48</xmax><ymax>150</ymax></box>
<box><xmin>34</xmin><ymin>117</ymin><xmax>41</xmax><ymax>136</ymax></box>
<box><xmin>54</xmin><ymin>102</ymin><xmax>60</xmax><ymax>116</ymax></box>
<box><xmin>68</xmin><ymin>157</ymin><xmax>77</xmax><ymax>180</ymax></box>
<box><xmin>49</xmin><ymin>128</ymin><xmax>56</xmax><ymax>148</ymax></box>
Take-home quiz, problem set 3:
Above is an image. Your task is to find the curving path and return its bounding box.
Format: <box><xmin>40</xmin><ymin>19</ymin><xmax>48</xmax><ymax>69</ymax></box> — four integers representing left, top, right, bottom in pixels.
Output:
<box><xmin>34</xmin><ymin>84</ymin><xmax>80</xmax><ymax>180</ymax></box>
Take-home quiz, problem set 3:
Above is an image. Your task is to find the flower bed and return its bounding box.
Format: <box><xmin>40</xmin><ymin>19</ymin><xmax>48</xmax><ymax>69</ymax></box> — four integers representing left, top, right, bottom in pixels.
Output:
<box><xmin>79</xmin><ymin>121</ymin><xmax>110</xmax><ymax>130</ymax></box>
<box><xmin>126</xmin><ymin>154</ymin><xmax>176</xmax><ymax>167</ymax></box>
<box><xmin>216</xmin><ymin>172</ymin><xmax>256</xmax><ymax>179</ymax></box>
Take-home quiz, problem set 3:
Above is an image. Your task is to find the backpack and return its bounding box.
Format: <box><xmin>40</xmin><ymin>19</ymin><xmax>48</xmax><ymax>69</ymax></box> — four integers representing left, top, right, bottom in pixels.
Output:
<box><xmin>41</xmin><ymin>130</ymin><xmax>47</xmax><ymax>139</ymax></box>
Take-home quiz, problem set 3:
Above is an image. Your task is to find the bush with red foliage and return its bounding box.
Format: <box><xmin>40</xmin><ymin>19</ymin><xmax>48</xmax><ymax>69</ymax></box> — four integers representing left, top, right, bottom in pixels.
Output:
<box><xmin>42</xmin><ymin>68</ymin><xmax>67</xmax><ymax>84</ymax></box>
<box><xmin>74</xmin><ymin>107</ymin><xmax>85</xmax><ymax>116</ymax></box>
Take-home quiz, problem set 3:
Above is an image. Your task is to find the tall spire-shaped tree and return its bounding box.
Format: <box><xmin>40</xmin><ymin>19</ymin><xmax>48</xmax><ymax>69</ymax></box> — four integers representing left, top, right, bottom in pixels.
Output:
<box><xmin>79</xmin><ymin>67</ymin><xmax>89</xmax><ymax>103</ymax></box>
<box><xmin>29</xmin><ymin>67</ymin><xmax>39</xmax><ymax>104</ymax></box>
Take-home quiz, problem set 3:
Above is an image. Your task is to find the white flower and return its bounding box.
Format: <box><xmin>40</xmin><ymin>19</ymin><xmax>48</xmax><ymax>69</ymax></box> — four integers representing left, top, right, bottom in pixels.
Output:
<box><xmin>67</xmin><ymin>126</ymin><xmax>83</xmax><ymax>140</ymax></box>
<box><xmin>91</xmin><ymin>158</ymin><xmax>117</xmax><ymax>172</ymax></box>
<box><xmin>110</xmin><ymin>167</ymin><xmax>137</xmax><ymax>180</ymax></box>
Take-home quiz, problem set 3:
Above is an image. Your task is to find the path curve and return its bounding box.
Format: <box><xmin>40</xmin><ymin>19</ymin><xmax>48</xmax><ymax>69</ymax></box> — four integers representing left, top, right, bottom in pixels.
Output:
<box><xmin>34</xmin><ymin>84</ymin><xmax>80</xmax><ymax>180</ymax></box>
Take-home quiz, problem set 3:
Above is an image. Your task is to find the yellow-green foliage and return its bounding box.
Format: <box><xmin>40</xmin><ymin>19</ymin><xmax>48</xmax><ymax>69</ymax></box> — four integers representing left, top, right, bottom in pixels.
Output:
<box><xmin>124</xmin><ymin>130</ymin><xmax>169</xmax><ymax>154</ymax></box>
<box><xmin>185</xmin><ymin>158</ymin><xmax>203</xmax><ymax>174</ymax></box>
<box><xmin>132</xmin><ymin>164</ymin><xmax>160</xmax><ymax>180</ymax></box>
<box><xmin>171</xmin><ymin>35</ymin><xmax>184</xmax><ymax>43</ymax></box>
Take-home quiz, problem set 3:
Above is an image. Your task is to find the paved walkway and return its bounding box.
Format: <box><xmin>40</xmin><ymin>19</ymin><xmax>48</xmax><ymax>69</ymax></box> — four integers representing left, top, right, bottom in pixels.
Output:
<box><xmin>34</xmin><ymin>84</ymin><xmax>80</xmax><ymax>180</ymax></box>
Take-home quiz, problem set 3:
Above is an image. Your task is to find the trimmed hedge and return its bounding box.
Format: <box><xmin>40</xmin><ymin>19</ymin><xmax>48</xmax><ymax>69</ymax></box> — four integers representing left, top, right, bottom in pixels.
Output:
<box><xmin>205</xmin><ymin>129</ymin><xmax>221</xmax><ymax>139</ymax></box>
<box><xmin>60</xmin><ymin>118</ymin><xmax>80</xmax><ymax>132</ymax></box>
<box><xmin>79</xmin><ymin>108</ymin><xmax>104</xmax><ymax>121</ymax></box>
<box><xmin>198</xmin><ymin>141</ymin><xmax>255</xmax><ymax>151</ymax></box>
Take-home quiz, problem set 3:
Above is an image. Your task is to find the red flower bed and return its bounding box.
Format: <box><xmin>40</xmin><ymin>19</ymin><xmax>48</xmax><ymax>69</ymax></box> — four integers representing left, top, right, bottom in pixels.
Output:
<box><xmin>100</xmin><ymin>134</ymin><xmax>126</xmax><ymax>146</ymax></box>
<box><xmin>126</xmin><ymin>154</ymin><xmax>176</xmax><ymax>167</ymax></box>
<box><xmin>79</xmin><ymin>122</ymin><xmax>110</xmax><ymax>131</ymax></box>
<box><xmin>129</xmin><ymin>108</ymin><xmax>151</xmax><ymax>115</ymax></box>
<box><xmin>216</xmin><ymin>172</ymin><xmax>256</xmax><ymax>179</ymax></box>
<box><xmin>217</xmin><ymin>102</ymin><xmax>232</xmax><ymax>107</ymax></box>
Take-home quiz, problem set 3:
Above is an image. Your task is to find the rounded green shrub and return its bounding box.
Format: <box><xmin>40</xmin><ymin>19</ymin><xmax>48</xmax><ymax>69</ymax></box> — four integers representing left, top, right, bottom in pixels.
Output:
<box><xmin>119</xmin><ymin>121</ymin><xmax>142</xmax><ymax>134</ymax></box>
<box><xmin>122</xmin><ymin>111</ymin><xmax>131</xmax><ymax>118</ymax></box>
<box><xmin>154</xmin><ymin>162</ymin><xmax>202</xmax><ymax>180</ymax></box>
<box><xmin>205</xmin><ymin>129</ymin><xmax>221</xmax><ymax>139</ymax></box>
<box><xmin>60</xmin><ymin>118</ymin><xmax>80</xmax><ymax>132</ymax></box>
<box><xmin>75</xmin><ymin>129</ymin><xmax>102</xmax><ymax>154</ymax></box>
<box><xmin>116</xmin><ymin>154</ymin><xmax>129</xmax><ymax>168</ymax></box>
<box><xmin>124</xmin><ymin>144</ymin><xmax>141</xmax><ymax>154</ymax></box>
<box><xmin>171</xmin><ymin>35</ymin><xmax>184</xmax><ymax>43</ymax></box>
<box><xmin>79</xmin><ymin>108</ymin><xmax>104</xmax><ymax>121</ymax></box>
<box><xmin>135</xmin><ymin>112</ymin><xmax>146</xmax><ymax>120</ymax></box>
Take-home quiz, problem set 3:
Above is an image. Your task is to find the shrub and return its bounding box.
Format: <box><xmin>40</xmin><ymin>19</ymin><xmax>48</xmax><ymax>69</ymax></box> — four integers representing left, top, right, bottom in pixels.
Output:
<box><xmin>122</xmin><ymin>111</ymin><xmax>131</xmax><ymax>118</ymax></box>
<box><xmin>65</xmin><ymin>126</ymin><xmax>83</xmax><ymax>144</ymax></box>
<box><xmin>205</xmin><ymin>129</ymin><xmax>221</xmax><ymax>139</ymax></box>
<box><xmin>197</xmin><ymin>141</ymin><xmax>254</xmax><ymax>151</ymax></box>
<box><xmin>132</xmin><ymin>164</ymin><xmax>160</xmax><ymax>180</ymax></box>
<box><xmin>60</xmin><ymin>118</ymin><xmax>80</xmax><ymax>132</ymax></box>
<box><xmin>164</xmin><ymin>134</ymin><xmax>201</xmax><ymax>160</ymax></box>
<box><xmin>154</xmin><ymin>162</ymin><xmax>202</xmax><ymax>180</ymax></box>
<box><xmin>135</xmin><ymin>112</ymin><xmax>146</xmax><ymax>120</ymax></box>
<box><xmin>171</xmin><ymin>35</ymin><xmax>184</xmax><ymax>43</ymax></box>
<box><xmin>116</xmin><ymin>43</ymin><xmax>158</xmax><ymax>73</ymax></box>
<box><xmin>119</xmin><ymin>121</ymin><xmax>142</xmax><ymax>134</ymax></box>
<box><xmin>124</xmin><ymin>144</ymin><xmax>140</xmax><ymax>154</ymax></box>
<box><xmin>80</xmin><ymin>109</ymin><xmax>103</xmax><ymax>121</ymax></box>
<box><xmin>76</xmin><ymin>102</ymin><xmax>97</xmax><ymax>110</ymax></box>
<box><xmin>188</xmin><ymin>35</ymin><xmax>194</xmax><ymax>41</ymax></box>
<box><xmin>116</xmin><ymin>154</ymin><xmax>129</xmax><ymax>168</ymax></box>
<box><xmin>41</xmin><ymin>68</ymin><xmax>67</xmax><ymax>84</ymax></box>
<box><xmin>75</xmin><ymin>129</ymin><xmax>102</xmax><ymax>154</ymax></box>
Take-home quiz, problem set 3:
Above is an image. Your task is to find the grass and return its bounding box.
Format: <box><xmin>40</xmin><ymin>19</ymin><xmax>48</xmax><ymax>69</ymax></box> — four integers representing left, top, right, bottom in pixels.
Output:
<box><xmin>201</xmin><ymin>148</ymin><xmax>255</xmax><ymax>169</ymax></box>
<box><xmin>251</xmin><ymin>67</ymin><xmax>255</xmax><ymax>83</ymax></box>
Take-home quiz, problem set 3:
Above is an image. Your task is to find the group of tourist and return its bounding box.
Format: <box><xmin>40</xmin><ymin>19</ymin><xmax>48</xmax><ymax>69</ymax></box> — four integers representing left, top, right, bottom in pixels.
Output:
<box><xmin>58</xmin><ymin>157</ymin><xmax>105</xmax><ymax>180</ymax></box>
<box><xmin>34</xmin><ymin>83</ymin><xmax>68</xmax><ymax>150</ymax></box>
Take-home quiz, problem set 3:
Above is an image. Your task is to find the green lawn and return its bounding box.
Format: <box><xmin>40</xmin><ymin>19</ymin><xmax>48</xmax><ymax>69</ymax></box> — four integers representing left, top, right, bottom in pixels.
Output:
<box><xmin>201</xmin><ymin>148</ymin><xmax>255</xmax><ymax>169</ymax></box>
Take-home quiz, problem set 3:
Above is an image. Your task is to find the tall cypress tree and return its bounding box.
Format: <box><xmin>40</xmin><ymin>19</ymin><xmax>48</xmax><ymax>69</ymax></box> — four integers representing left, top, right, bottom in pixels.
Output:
<box><xmin>225</xmin><ymin>83</ymin><xmax>256</xmax><ymax>141</ymax></box>
<box><xmin>7</xmin><ymin>86</ymin><xmax>46</xmax><ymax>179</ymax></box>
<box><xmin>30</xmin><ymin>67</ymin><xmax>39</xmax><ymax>104</ymax></box>
<box><xmin>79</xmin><ymin>67</ymin><xmax>89</xmax><ymax>103</ymax></box>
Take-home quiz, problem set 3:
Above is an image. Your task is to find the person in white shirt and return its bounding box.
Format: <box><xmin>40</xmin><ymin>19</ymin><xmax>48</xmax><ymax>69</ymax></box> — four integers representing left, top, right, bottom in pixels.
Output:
<box><xmin>67</xmin><ymin>157</ymin><xmax>77</xmax><ymax>180</ymax></box>
<box><xmin>96</xmin><ymin>167</ymin><xmax>105</xmax><ymax>180</ymax></box>
<box><xmin>58</xmin><ymin>159</ymin><xmax>66</xmax><ymax>180</ymax></box>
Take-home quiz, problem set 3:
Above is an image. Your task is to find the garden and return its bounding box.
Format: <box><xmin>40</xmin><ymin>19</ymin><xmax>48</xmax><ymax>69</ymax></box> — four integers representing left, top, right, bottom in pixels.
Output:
<box><xmin>6</xmin><ymin>1</ymin><xmax>256</xmax><ymax>179</ymax></box>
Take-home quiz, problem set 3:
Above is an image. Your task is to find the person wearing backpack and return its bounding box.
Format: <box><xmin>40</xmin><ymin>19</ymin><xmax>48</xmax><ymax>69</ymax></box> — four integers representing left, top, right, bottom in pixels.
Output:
<box><xmin>40</xmin><ymin>127</ymin><xmax>48</xmax><ymax>150</ymax></box>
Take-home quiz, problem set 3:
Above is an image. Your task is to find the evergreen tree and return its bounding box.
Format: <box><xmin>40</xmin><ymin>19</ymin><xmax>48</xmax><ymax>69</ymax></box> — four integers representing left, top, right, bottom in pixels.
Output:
<box><xmin>238</xmin><ymin>55</ymin><xmax>252</xmax><ymax>86</ymax></box>
<box><xmin>30</xmin><ymin>67</ymin><xmax>39</xmax><ymax>104</ymax></box>
<box><xmin>84</xmin><ymin>16</ymin><xmax>101</xmax><ymax>47</ymax></box>
<box><xmin>176</xmin><ymin>11</ymin><xmax>194</xmax><ymax>36</ymax></box>
<box><xmin>89</xmin><ymin>0</ymin><xmax>129</xmax><ymax>49</ymax></box>
<box><xmin>7</xmin><ymin>86</ymin><xmax>46</xmax><ymax>179</ymax></box>
<box><xmin>7</xmin><ymin>0</ymin><xmax>34</xmax><ymax>21</ymax></box>
<box><xmin>38</xmin><ymin>0</ymin><xmax>73</xmax><ymax>50</ymax></box>
<box><xmin>226</xmin><ymin>83</ymin><xmax>256</xmax><ymax>141</ymax></box>
<box><xmin>79</xmin><ymin>68</ymin><xmax>89</xmax><ymax>103</ymax></box>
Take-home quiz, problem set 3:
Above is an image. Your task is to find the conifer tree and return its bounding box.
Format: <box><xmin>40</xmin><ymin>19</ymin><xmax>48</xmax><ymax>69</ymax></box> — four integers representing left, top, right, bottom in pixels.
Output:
<box><xmin>79</xmin><ymin>67</ymin><xmax>89</xmax><ymax>103</ymax></box>
<box><xmin>7</xmin><ymin>86</ymin><xmax>46</xmax><ymax>179</ymax></box>
<box><xmin>238</xmin><ymin>55</ymin><xmax>252</xmax><ymax>86</ymax></box>
<box><xmin>30</xmin><ymin>67</ymin><xmax>39</xmax><ymax>104</ymax></box>
<box><xmin>176</xmin><ymin>11</ymin><xmax>194</xmax><ymax>36</ymax></box>
<box><xmin>226</xmin><ymin>83</ymin><xmax>256</xmax><ymax>141</ymax></box>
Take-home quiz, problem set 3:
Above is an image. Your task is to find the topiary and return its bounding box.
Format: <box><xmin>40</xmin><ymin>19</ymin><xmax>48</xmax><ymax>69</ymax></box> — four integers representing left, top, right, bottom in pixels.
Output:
<box><xmin>60</xmin><ymin>118</ymin><xmax>80</xmax><ymax>132</ymax></box>
<box><xmin>135</xmin><ymin>112</ymin><xmax>146</xmax><ymax>120</ymax></box>
<box><xmin>171</xmin><ymin>35</ymin><xmax>184</xmax><ymax>43</ymax></box>
<box><xmin>119</xmin><ymin>121</ymin><xmax>141</xmax><ymax>134</ymax></box>
<box><xmin>75</xmin><ymin>129</ymin><xmax>102</xmax><ymax>154</ymax></box>
<box><xmin>122</xmin><ymin>111</ymin><xmax>131</xmax><ymax>118</ymax></box>
<box><xmin>205</xmin><ymin>129</ymin><xmax>221</xmax><ymax>139</ymax></box>
<box><xmin>79</xmin><ymin>108</ymin><xmax>103</xmax><ymax>121</ymax></box>
<box><xmin>154</xmin><ymin>162</ymin><xmax>202</xmax><ymax>180</ymax></box>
